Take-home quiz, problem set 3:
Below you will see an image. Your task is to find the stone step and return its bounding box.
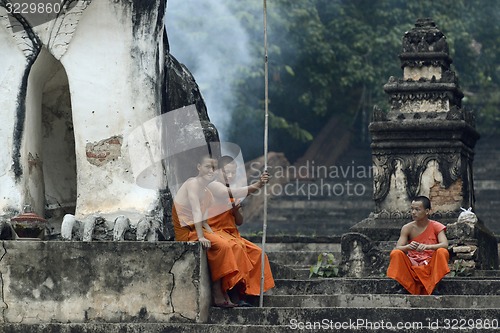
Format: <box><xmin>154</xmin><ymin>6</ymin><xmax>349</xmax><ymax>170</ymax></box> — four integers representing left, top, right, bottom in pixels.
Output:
<box><xmin>288</xmin><ymin>267</ymin><xmax>500</xmax><ymax>280</ymax></box>
<box><xmin>268</xmin><ymin>261</ymin><xmax>298</xmax><ymax>280</ymax></box>
<box><xmin>267</xmin><ymin>251</ymin><xmax>341</xmax><ymax>267</ymax></box>
<box><xmin>261</xmin><ymin>294</ymin><xmax>500</xmax><ymax>308</ymax></box>
<box><xmin>209</xmin><ymin>306</ymin><xmax>500</xmax><ymax>328</ymax></box>
<box><xmin>240</xmin><ymin>219</ymin><xmax>357</xmax><ymax>237</ymax></box>
<box><xmin>268</xmin><ymin>199</ymin><xmax>374</xmax><ymax>209</ymax></box>
<box><xmin>474</xmin><ymin>270</ymin><xmax>500</xmax><ymax>277</ymax></box>
<box><xmin>243</xmin><ymin>235</ymin><xmax>341</xmax><ymax>244</ymax></box>
<box><xmin>291</xmin><ymin>267</ymin><xmax>315</xmax><ymax>279</ymax></box>
<box><xmin>264</xmin><ymin>242</ymin><xmax>341</xmax><ymax>252</ymax></box>
<box><xmin>267</xmin><ymin>191</ymin><xmax>373</xmax><ymax>201</ymax></box>
<box><xmin>272</xmin><ymin>278</ymin><xmax>500</xmax><ymax>295</ymax></box>
<box><xmin>8</xmin><ymin>318</ymin><xmax>499</xmax><ymax>333</ymax></box>
<box><xmin>0</xmin><ymin>323</ymin><xmax>291</xmax><ymax>333</ymax></box>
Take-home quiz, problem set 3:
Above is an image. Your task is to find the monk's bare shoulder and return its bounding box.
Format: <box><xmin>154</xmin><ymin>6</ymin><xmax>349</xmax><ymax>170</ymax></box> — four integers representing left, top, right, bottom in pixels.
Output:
<box><xmin>183</xmin><ymin>177</ymin><xmax>200</xmax><ymax>190</ymax></box>
<box><xmin>207</xmin><ymin>181</ymin><xmax>228</xmax><ymax>197</ymax></box>
<box><xmin>400</xmin><ymin>222</ymin><xmax>415</xmax><ymax>235</ymax></box>
<box><xmin>175</xmin><ymin>177</ymin><xmax>199</xmax><ymax>203</ymax></box>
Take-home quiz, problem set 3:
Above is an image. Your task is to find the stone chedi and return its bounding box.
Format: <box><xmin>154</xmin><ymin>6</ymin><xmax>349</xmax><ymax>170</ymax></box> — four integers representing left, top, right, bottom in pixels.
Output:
<box><xmin>354</xmin><ymin>18</ymin><xmax>479</xmax><ymax>238</ymax></box>
<box><xmin>343</xmin><ymin>18</ymin><xmax>497</xmax><ymax>275</ymax></box>
<box><xmin>0</xmin><ymin>1</ymin><xmax>216</xmax><ymax>240</ymax></box>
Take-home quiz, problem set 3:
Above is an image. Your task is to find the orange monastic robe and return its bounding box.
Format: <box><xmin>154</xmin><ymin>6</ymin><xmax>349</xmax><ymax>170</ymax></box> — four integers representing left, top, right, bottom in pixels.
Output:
<box><xmin>172</xmin><ymin>192</ymin><xmax>254</xmax><ymax>293</ymax></box>
<box><xmin>387</xmin><ymin>220</ymin><xmax>450</xmax><ymax>295</ymax></box>
<box><xmin>208</xmin><ymin>206</ymin><xmax>275</xmax><ymax>296</ymax></box>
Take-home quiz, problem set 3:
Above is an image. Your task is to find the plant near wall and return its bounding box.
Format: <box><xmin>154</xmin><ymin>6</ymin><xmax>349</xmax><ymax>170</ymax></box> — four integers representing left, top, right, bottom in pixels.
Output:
<box><xmin>449</xmin><ymin>259</ymin><xmax>474</xmax><ymax>277</ymax></box>
<box><xmin>309</xmin><ymin>252</ymin><xmax>340</xmax><ymax>278</ymax></box>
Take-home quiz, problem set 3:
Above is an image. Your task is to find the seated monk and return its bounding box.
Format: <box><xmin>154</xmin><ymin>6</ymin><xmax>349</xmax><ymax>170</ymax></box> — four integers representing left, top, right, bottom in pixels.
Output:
<box><xmin>387</xmin><ymin>196</ymin><xmax>450</xmax><ymax>295</ymax></box>
<box><xmin>207</xmin><ymin>156</ymin><xmax>275</xmax><ymax>305</ymax></box>
<box><xmin>172</xmin><ymin>155</ymin><xmax>270</xmax><ymax>307</ymax></box>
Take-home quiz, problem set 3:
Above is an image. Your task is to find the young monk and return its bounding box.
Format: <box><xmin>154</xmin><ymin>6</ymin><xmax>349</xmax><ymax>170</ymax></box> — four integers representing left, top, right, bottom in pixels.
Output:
<box><xmin>172</xmin><ymin>155</ymin><xmax>270</xmax><ymax>307</ymax></box>
<box><xmin>386</xmin><ymin>196</ymin><xmax>450</xmax><ymax>295</ymax></box>
<box><xmin>207</xmin><ymin>156</ymin><xmax>275</xmax><ymax>306</ymax></box>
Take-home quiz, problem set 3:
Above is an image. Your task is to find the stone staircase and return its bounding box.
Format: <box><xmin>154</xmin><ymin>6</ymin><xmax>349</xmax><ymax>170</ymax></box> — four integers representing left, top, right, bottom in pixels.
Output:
<box><xmin>4</xmin><ymin>239</ymin><xmax>499</xmax><ymax>333</ymax></box>
<box><xmin>203</xmin><ymin>238</ymin><xmax>500</xmax><ymax>333</ymax></box>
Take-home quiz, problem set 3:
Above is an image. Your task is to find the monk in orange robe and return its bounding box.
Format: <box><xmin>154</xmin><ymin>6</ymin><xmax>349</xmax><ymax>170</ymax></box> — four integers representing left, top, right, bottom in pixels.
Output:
<box><xmin>172</xmin><ymin>155</ymin><xmax>271</xmax><ymax>307</ymax></box>
<box><xmin>387</xmin><ymin>196</ymin><xmax>450</xmax><ymax>295</ymax></box>
<box><xmin>207</xmin><ymin>156</ymin><xmax>275</xmax><ymax>303</ymax></box>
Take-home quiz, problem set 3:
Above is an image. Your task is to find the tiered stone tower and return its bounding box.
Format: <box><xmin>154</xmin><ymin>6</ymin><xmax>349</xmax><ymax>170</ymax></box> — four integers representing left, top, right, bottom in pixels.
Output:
<box><xmin>346</xmin><ymin>18</ymin><xmax>497</xmax><ymax>274</ymax></box>
<box><xmin>353</xmin><ymin>18</ymin><xmax>478</xmax><ymax>236</ymax></box>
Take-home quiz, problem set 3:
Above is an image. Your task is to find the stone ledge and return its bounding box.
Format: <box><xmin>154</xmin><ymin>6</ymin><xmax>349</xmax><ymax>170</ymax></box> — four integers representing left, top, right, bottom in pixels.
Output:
<box><xmin>0</xmin><ymin>241</ymin><xmax>210</xmax><ymax>324</ymax></box>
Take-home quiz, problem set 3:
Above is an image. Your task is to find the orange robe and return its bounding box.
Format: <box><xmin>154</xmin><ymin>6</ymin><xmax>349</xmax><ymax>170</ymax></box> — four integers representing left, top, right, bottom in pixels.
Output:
<box><xmin>208</xmin><ymin>205</ymin><xmax>275</xmax><ymax>296</ymax></box>
<box><xmin>387</xmin><ymin>220</ymin><xmax>450</xmax><ymax>295</ymax></box>
<box><xmin>172</xmin><ymin>193</ymin><xmax>253</xmax><ymax>293</ymax></box>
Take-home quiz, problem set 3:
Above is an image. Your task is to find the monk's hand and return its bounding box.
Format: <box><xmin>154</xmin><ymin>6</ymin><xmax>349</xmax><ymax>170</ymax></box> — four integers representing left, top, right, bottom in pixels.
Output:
<box><xmin>198</xmin><ymin>237</ymin><xmax>211</xmax><ymax>249</ymax></box>
<box><xmin>231</xmin><ymin>203</ymin><xmax>242</xmax><ymax>214</ymax></box>
<box><xmin>259</xmin><ymin>170</ymin><xmax>270</xmax><ymax>186</ymax></box>
<box><xmin>416</xmin><ymin>243</ymin><xmax>428</xmax><ymax>252</ymax></box>
<box><xmin>408</xmin><ymin>241</ymin><xmax>419</xmax><ymax>250</ymax></box>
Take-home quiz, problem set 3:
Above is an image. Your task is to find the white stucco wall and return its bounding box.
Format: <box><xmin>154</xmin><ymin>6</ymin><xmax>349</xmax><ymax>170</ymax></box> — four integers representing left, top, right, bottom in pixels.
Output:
<box><xmin>0</xmin><ymin>8</ymin><xmax>28</xmax><ymax>216</ymax></box>
<box><xmin>0</xmin><ymin>1</ymin><xmax>167</xmax><ymax>225</ymax></box>
<box><xmin>60</xmin><ymin>0</ymin><xmax>165</xmax><ymax>221</ymax></box>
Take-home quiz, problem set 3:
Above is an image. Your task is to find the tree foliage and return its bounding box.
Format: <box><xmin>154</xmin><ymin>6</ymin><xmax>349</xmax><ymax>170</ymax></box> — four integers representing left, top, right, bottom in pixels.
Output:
<box><xmin>202</xmin><ymin>0</ymin><xmax>500</xmax><ymax>161</ymax></box>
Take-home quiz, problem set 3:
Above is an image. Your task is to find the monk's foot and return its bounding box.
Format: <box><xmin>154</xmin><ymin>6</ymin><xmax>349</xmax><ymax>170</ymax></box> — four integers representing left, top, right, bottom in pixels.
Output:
<box><xmin>213</xmin><ymin>300</ymin><xmax>237</xmax><ymax>308</ymax></box>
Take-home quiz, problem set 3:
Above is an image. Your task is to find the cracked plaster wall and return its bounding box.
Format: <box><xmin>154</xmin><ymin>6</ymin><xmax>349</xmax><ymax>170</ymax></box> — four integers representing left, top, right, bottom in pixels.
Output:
<box><xmin>0</xmin><ymin>241</ymin><xmax>210</xmax><ymax>324</ymax></box>
<box><xmin>0</xmin><ymin>0</ymin><xmax>167</xmax><ymax>226</ymax></box>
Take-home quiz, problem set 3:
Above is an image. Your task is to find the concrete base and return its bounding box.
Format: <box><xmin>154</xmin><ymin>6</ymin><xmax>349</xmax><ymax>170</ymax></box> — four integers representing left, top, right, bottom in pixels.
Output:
<box><xmin>0</xmin><ymin>241</ymin><xmax>210</xmax><ymax>324</ymax></box>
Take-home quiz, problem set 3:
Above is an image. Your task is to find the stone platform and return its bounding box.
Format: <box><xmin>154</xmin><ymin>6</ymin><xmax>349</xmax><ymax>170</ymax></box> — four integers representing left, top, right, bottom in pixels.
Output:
<box><xmin>0</xmin><ymin>241</ymin><xmax>210</xmax><ymax>324</ymax></box>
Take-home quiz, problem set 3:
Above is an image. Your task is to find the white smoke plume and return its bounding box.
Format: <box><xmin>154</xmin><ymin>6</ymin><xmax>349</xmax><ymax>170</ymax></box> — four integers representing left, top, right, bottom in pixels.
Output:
<box><xmin>165</xmin><ymin>1</ymin><xmax>253</xmax><ymax>140</ymax></box>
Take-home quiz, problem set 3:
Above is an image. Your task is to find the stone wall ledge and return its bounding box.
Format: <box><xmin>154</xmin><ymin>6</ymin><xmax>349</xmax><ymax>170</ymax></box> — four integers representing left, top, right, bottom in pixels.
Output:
<box><xmin>0</xmin><ymin>241</ymin><xmax>210</xmax><ymax>324</ymax></box>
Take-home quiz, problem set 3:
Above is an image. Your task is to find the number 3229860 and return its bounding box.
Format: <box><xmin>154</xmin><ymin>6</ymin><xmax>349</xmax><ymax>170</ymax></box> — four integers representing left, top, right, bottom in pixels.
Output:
<box><xmin>5</xmin><ymin>1</ymin><xmax>63</xmax><ymax>15</ymax></box>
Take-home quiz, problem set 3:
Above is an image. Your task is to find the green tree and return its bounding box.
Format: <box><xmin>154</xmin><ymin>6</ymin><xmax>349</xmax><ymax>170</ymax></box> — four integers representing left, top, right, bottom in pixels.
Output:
<box><xmin>224</xmin><ymin>0</ymin><xmax>500</xmax><ymax>161</ymax></box>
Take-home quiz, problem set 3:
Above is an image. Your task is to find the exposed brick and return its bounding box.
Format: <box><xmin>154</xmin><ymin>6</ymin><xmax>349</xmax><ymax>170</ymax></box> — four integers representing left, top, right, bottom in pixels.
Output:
<box><xmin>86</xmin><ymin>136</ymin><xmax>123</xmax><ymax>167</ymax></box>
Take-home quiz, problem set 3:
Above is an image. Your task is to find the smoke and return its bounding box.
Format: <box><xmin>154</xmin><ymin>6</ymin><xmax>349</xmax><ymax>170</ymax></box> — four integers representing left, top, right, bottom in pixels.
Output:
<box><xmin>165</xmin><ymin>1</ymin><xmax>252</xmax><ymax>140</ymax></box>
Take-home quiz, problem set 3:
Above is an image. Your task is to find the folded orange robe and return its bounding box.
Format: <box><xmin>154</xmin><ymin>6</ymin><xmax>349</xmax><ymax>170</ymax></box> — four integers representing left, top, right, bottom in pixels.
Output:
<box><xmin>387</xmin><ymin>221</ymin><xmax>450</xmax><ymax>295</ymax></box>
<box><xmin>208</xmin><ymin>205</ymin><xmax>275</xmax><ymax>296</ymax></box>
<box><xmin>172</xmin><ymin>194</ymin><xmax>254</xmax><ymax>294</ymax></box>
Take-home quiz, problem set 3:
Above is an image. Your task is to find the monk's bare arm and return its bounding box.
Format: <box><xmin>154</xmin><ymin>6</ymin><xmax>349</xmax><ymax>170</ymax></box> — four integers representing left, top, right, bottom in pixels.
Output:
<box><xmin>246</xmin><ymin>171</ymin><xmax>269</xmax><ymax>195</ymax></box>
<box><xmin>394</xmin><ymin>224</ymin><xmax>417</xmax><ymax>252</ymax></box>
<box><xmin>210</xmin><ymin>171</ymin><xmax>269</xmax><ymax>199</ymax></box>
<box><xmin>186</xmin><ymin>180</ymin><xmax>211</xmax><ymax>248</ymax></box>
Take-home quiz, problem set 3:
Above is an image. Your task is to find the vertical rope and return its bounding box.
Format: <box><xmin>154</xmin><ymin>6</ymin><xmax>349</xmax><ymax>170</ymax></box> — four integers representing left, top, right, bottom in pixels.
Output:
<box><xmin>259</xmin><ymin>0</ymin><xmax>269</xmax><ymax>308</ymax></box>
